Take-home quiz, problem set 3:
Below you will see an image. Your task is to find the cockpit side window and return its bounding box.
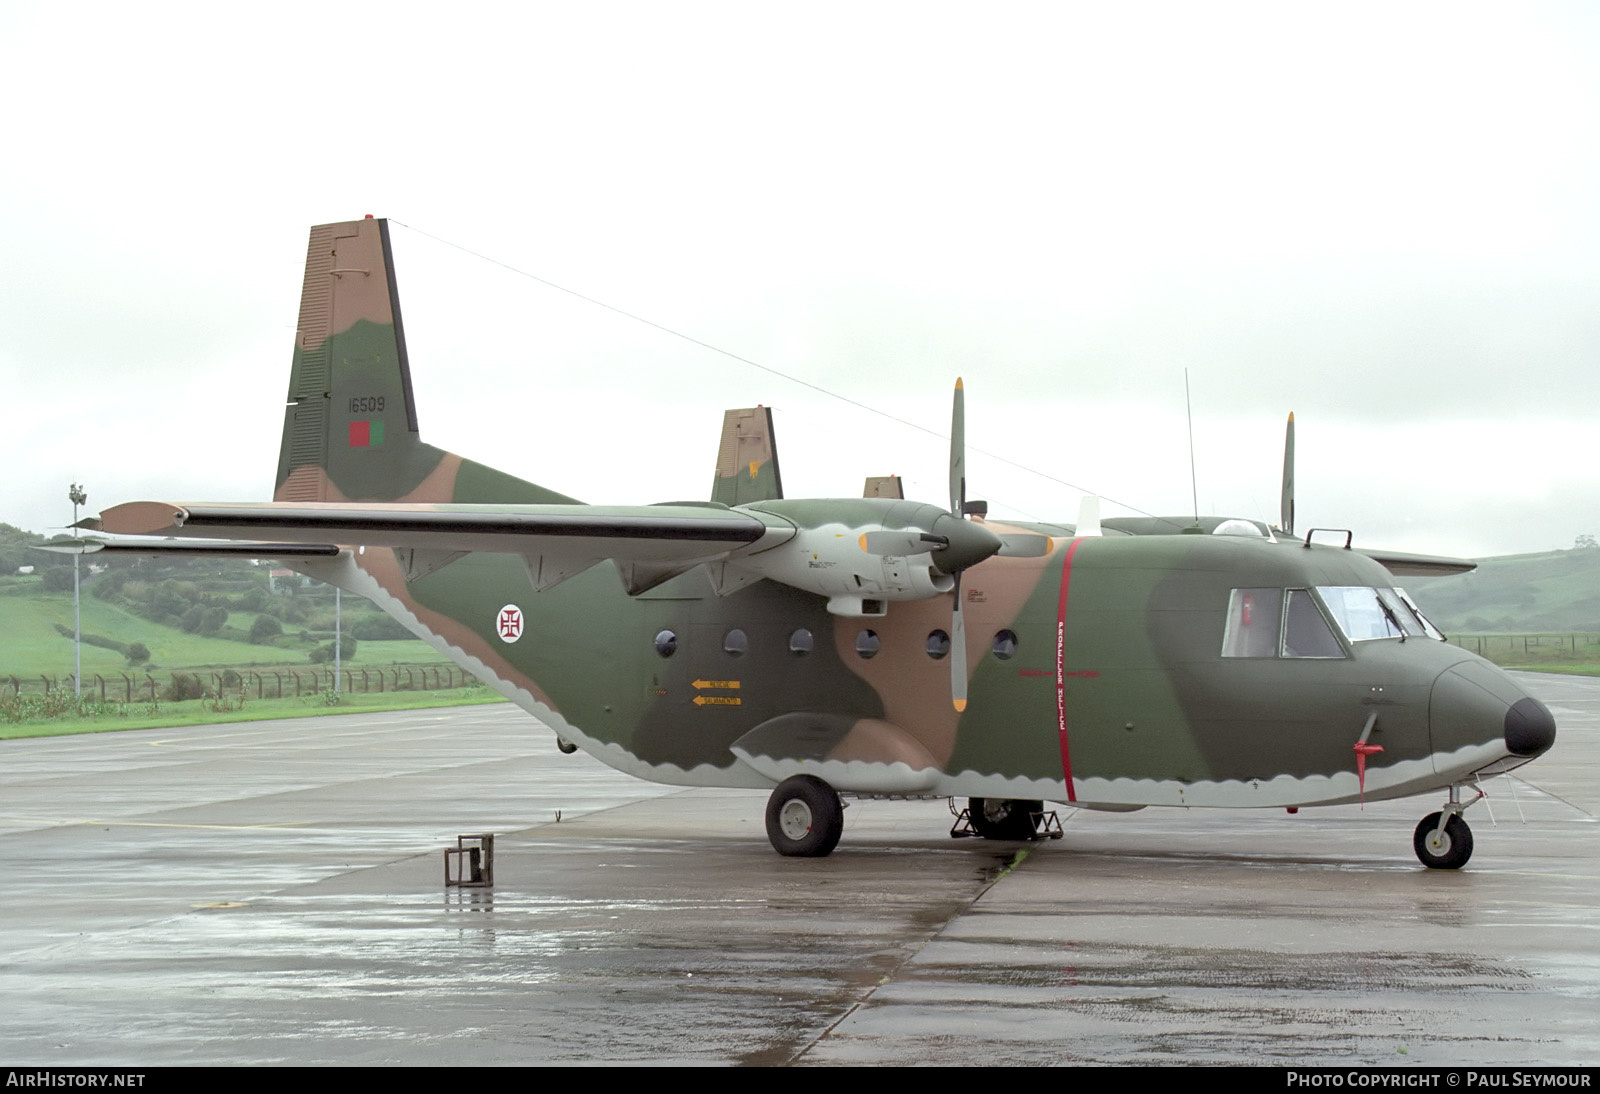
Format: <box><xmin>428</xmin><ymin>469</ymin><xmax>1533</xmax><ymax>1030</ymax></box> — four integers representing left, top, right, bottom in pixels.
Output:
<box><xmin>1394</xmin><ymin>588</ymin><xmax>1446</xmax><ymax>641</ymax></box>
<box><xmin>1283</xmin><ymin>589</ymin><xmax>1345</xmax><ymax>658</ymax></box>
<box><xmin>1375</xmin><ymin>588</ymin><xmax>1428</xmax><ymax>638</ymax></box>
<box><xmin>1222</xmin><ymin>588</ymin><xmax>1282</xmax><ymax>658</ymax></box>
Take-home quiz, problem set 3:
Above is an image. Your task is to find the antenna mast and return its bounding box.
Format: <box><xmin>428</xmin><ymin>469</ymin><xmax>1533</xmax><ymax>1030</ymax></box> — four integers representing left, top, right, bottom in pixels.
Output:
<box><xmin>1184</xmin><ymin>369</ymin><xmax>1198</xmax><ymax>523</ymax></box>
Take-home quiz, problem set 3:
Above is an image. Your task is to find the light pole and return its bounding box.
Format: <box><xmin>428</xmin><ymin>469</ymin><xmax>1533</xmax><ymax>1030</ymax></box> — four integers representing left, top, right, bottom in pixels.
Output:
<box><xmin>68</xmin><ymin>483</ymin><xmax>87</xmax><ymax>698</ymax></box>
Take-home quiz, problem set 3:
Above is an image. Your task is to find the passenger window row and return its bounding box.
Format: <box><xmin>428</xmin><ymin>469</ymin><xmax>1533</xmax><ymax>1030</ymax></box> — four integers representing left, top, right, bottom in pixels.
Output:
<box><xmin>653</xmin><ymin>627</ymin><xmax>1021</xmax><ymax>661</ymax></box>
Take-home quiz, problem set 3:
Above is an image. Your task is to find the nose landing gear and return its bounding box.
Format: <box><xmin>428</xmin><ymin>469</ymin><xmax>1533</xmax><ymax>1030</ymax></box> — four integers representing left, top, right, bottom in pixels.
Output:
<box><xmin>1414</xmin><ymin>783</ymin><xmax>1484</xmax><ymax>869</ymax></box>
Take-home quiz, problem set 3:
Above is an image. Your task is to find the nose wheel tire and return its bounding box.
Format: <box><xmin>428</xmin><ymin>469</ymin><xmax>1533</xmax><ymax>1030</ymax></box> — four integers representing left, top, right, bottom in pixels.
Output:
<box><xmin>968</xmin><ymin>797</ymin><xmax>1042</xmax><ymax>841</ymax></box>
<box><xmin>765</xmin><ymin>775</ymin><xmax>844</xmax><ymax>857</ymax></box>
<box><xmin>1413</xmin><ymin>811</ymin><xmax>1474</xmax><ymax>870</ymax></box>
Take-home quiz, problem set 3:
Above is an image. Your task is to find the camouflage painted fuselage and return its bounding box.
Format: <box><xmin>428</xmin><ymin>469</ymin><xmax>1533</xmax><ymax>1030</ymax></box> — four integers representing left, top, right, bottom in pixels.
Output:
<box><xmin>184</xmin><ymin>217</ymin><xmax>1548</xmax><ymax>815</ymax></box>
<box><xmin>298</xmin><ymin>524</ymin><xmax>1531</xmax><ymax>811</ymax></box>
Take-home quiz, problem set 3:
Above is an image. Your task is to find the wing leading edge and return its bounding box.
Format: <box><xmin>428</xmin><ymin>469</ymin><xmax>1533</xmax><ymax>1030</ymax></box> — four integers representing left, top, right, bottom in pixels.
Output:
<box><xmin>91</xmin><ymin>499</ymin><xmax>794</xmax><ymax>571</ymax></box>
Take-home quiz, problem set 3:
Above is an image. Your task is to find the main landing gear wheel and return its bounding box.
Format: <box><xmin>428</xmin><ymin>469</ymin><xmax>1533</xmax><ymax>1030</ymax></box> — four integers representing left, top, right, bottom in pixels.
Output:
<box><xmin>1413</xmin><ymin>811</ymin><xmax>1474</xmax><ymax>870</ymax></box>
<box><xmin>765</xmin><ymin>775</ymin><xmax>844</xmax><ymax>857</ymax></box>
<box><xmin>968</xmin><ymin>797</ymin><xmax>1042</xmax><ymax>841</ymax></box>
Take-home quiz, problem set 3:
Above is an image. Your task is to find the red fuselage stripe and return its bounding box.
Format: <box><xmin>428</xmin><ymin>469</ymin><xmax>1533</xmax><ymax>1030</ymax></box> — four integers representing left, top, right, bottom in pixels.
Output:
<box><xmin>1055</xmin><ymin>537</ymin><xmax>1084</xmax><ymax>801</ymax></box>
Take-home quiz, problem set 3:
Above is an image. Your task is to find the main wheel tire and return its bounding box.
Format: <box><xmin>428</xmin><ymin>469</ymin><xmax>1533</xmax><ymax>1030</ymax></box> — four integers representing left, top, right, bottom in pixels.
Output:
<box><xmin>765</xmin><ymin>775</ymin><xmax>844</xmax><ymax>857</ymax></box>
<box><xmin>968</xmin><ymin>797</ymin><xmax>1042</xmax><ymax>841</ymax></box>
<box><xmin>1413</xmin><ymin>811</ymin><xmax>1474</xmax><ymax>870</ymax></box>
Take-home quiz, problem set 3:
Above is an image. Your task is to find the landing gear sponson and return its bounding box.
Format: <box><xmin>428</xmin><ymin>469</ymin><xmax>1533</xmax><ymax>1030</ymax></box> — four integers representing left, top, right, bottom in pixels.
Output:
<box><xmin>762</xmin><ymin>780</ymin><xmax>1059</xmax><ymax>856</ymax></box>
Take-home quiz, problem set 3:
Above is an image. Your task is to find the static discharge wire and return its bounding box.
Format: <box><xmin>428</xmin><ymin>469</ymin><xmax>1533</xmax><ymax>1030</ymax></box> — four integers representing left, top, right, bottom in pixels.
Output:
<box><xmin>390</xmin><ymin>220</ymin><xmax>1169</xmax><ymax>525</ymax></box>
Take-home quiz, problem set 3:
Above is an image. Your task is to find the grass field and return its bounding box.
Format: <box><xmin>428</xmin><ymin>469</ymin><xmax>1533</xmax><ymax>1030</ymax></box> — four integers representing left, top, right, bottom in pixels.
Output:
<box><xmin>0</xmin><ymin>586</ymin><xmax>446</xmax><ymax>678</ymax></box>
<box><xmin>0</xmin><ymin>685</ymin><xmax>508</xmax><ymax>740</ymax></box>
<box><xmin>0</xmin><ymin>583</ymin><xmax>502</xmax><ymax>738</ymax></box>
<box><xmin>1452</xmin><ymin>633</ymin><xmax>1600</xmax><ymax>675</ymax></box>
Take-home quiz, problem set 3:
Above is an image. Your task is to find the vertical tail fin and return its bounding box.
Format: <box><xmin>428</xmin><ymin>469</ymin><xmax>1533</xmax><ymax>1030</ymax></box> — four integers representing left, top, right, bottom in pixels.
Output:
<box><xmin>274</xmin><ymin>217</ymin><xmax>576</xmax><ymax>506</ymax></box>
<box><xmin>710</xmin><ymin>407</ymin><xmax>783</xmax><ymax>506</ymax></box>
<box><xmin>862</xmin><ymin>475</ymin><xmax>903</xmax><ymax>499</ymax></box>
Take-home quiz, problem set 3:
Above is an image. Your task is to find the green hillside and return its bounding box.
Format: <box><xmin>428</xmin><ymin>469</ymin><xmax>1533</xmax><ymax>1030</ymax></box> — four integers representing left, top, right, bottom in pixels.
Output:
<box><xmin>0</xmin><ymin>530</ymin><xmax>445</xmax><ymax>680</ymax></box>
<box><xmin>1407</xmin><ymin>547</ymin><xmax>1600</xmax><ymax>634</ymax></box>
<box><xmin>0</xmin><ymin>587</ymin><xmax>443</xmax><ymax>678</ymax></box>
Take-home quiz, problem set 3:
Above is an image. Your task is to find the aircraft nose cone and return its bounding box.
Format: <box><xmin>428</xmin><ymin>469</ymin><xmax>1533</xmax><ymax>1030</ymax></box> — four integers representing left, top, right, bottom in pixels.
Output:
<box><xmin>1430</xmin><ymin>660</ymin><xmax>1557</xmax><ymax>762</ymax></box>
<box><xmin>1505</xmin><ymin>696</ymin><xmax>1556</xmax><ymax>757</ymax></box>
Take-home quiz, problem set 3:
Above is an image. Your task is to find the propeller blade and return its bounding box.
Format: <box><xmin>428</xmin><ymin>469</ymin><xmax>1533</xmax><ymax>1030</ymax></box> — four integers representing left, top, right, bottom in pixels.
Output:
<box><xmin>950</xmin><ymin>574</ymin><xmax>968</xmax><ymax>713</ymax></box>
<box><xmin>1280</xmin><ymin>411</ymin><xmax>1295</xmax><ymax>536</ymax></box>
<box><xmin>996</xmin><ymin>533</ymin><xmax>1055</xmax><ymax>557</ymax></box>
<box><xmin>859</xmin><ymin>530</ymin><xmax>948</xmax><ymax>556</ymax></box>
<box><xmin>949</xmin><ymin>377</ymin><xmax>965</xmax><ymax>517</ymax></box>
<box><xmin>1076</xmin><ymin>494</ymin><xmax>1102</xmax><ymax>538</ymax></box>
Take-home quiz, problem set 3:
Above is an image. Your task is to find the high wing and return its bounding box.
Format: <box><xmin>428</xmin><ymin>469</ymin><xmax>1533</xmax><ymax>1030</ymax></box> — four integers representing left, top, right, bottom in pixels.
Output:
<box><xmin>92</xmin><ymin>500</ymin><xmax>787</xmax><ymax>559</ymax></box>
<box><xmin>1351</xmin><ymin>548</ymin><xmax>1475</xmax><ymax>577</ymax></box>
<box><xmin>86</xmin><ymin>499</ymin><xmax>795</xmax><ymax>593</ymax></box>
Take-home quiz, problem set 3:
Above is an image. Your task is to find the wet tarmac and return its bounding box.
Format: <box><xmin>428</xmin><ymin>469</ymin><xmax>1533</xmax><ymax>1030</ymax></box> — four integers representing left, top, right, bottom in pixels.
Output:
<box><xmin>1</xmin><ymin>673</ymin><xmax>1596</xmax><ymax>1066</ymax></box>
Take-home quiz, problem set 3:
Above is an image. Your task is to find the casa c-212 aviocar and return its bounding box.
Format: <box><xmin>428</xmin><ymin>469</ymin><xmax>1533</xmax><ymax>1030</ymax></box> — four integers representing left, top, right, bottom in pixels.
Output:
<box><xmin>78</xmin><ymin>216</ymin><xmax>1557</xmax><ymax>870</ymax></box>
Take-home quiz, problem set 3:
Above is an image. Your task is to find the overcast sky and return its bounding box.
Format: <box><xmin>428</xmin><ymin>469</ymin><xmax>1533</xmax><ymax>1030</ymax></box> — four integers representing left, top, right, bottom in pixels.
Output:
<box><xmin>3</xmin><ymin>1</ymin><xmax>1597</xmax><ymax>559</ymax></box>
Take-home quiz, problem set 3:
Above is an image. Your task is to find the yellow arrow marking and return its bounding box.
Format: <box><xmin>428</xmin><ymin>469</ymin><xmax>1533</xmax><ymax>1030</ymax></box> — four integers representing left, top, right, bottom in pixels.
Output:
<box><xmin>692</xmin><ymin>679</ymin><xmax>740</xmax><ymax>690</ymax></box>
<box><xmin>693</xmin><ymin>695</ymin><xmax>741</xmax><ymax>706</ymax></box>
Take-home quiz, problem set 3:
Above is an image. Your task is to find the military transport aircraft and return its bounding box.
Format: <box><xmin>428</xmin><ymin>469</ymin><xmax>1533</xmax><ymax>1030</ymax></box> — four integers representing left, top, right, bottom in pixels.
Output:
<box><xmin>77</xmin><ymin>216</ymin><xmax>1556</xmax><ymax>869</ymax></box>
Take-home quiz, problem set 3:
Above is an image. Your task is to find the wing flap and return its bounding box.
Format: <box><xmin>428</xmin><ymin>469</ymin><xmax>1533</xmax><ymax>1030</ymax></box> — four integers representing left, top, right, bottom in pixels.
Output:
<box><xmin>38</xmin><ymin>534</ymin><xmax>339</xmax><ymax>559</ymax></box>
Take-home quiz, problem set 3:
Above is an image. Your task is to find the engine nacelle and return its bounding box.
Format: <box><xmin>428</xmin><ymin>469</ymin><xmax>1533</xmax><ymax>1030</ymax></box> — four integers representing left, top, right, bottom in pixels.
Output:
<box><xmin>716</xmin><ymin>499</ymin><xmax>1003</xmax><ymax>615</ymax></box>
<box><xmin>727</xmin><ymin>524</ymin><xmax>954</xmax><ymax>612</ymax></box>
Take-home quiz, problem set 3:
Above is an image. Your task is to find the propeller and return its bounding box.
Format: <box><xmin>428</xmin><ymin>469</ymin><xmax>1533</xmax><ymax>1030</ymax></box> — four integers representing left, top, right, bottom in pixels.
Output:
<box><xmin>949</xmin><ymin>379</ymin><xmax>970</xmax><ymax>713</ymax></box>
<box><xmin>939</xmin><ymin>378</ymin><xmax>1055</xmax><ymax>710</ymax></box>
<box><xmin>1279</xmin><ymin>411</ymin><xmax>1295</xmax><ymax>537</ymax></box>
<box><xmin>844</xmin><ymin>377</ymin><xmax>1053</xmax><ymax>712</ymax></box>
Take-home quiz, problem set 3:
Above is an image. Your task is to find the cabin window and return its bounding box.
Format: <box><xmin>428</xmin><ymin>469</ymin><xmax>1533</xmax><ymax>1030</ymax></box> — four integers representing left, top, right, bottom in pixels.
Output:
<box><xmin>991</xmin><ymin>629</ymin><xmax>1018</xmax><ymax>660</ymax></box>
<box><xmin>925</xmin><ymin>629</ymin><xmax>951</xmax><ymax>660</ymax></box>
<box><xmin>1283</xmin><ymin>590</ymin><xmax>1344</xmax><ymax>658</ymax></box>
<box><xmin>723</xmin><ymin>629</ymin><xmax>748</xmax><ymax>657</ymax></box>
<box><xmin>788</xmin><ymin>628</ymin><xmax>814</xmax><ymax>655</ymax></box>
<box><xmin>855</xmin><ymin>629</ymin><xmax>881</xmax><ymax>659</ymax></box>
<box><xmin>654</xmin><ymin>629</ymin><xmax>678</xmax><ymax>658</ymax></box>
<box><xmin>1221</xmin><ymin>588</ymin><xmax>1282</xmax><ymax>658</ymax></box>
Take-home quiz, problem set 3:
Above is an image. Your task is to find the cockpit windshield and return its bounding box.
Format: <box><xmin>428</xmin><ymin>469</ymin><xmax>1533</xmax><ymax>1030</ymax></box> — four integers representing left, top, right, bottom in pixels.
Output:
<box><xmin>1222</xmin><ymin>585</ymin><xmax>1444</xmax><ymax>659</ymax></box>
<box><xmin>1316</xmin><ymin>586</ymin><xmax>1433</xmax><ymax>642</ymax></box>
